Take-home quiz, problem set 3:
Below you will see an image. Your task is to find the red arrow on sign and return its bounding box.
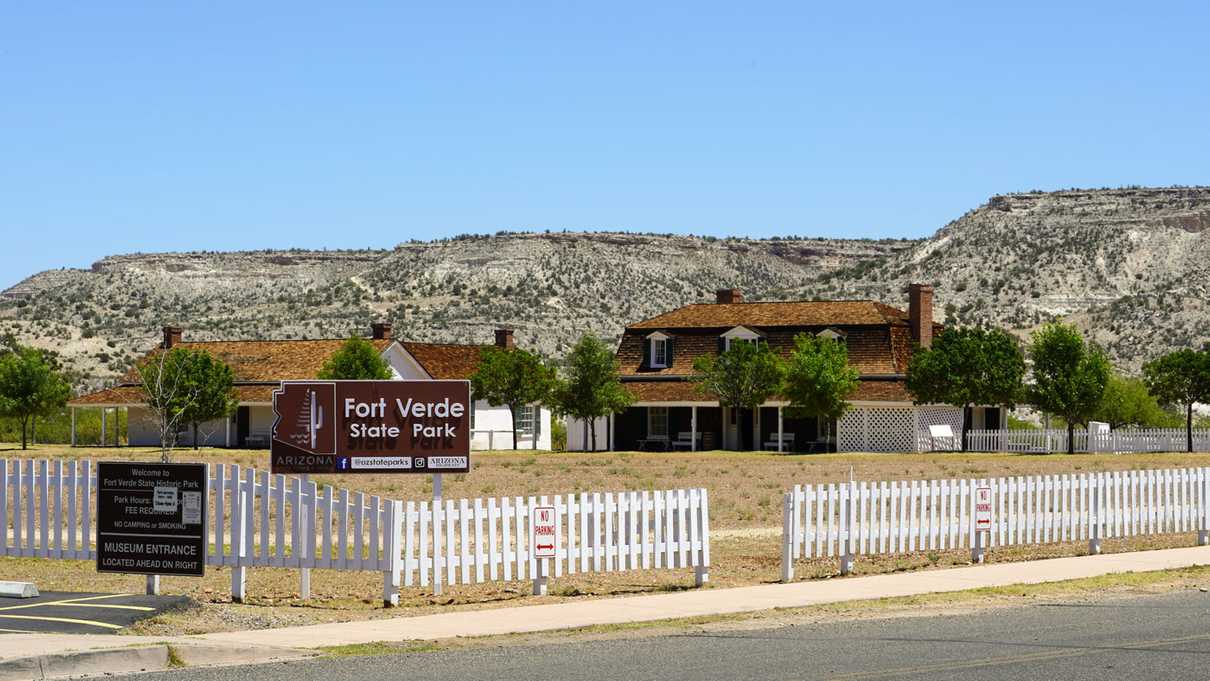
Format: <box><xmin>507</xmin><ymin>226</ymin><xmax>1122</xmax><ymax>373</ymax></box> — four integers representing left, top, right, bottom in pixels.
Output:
<box><xmin>537</xmin><ymin>544</ymin><xmax>554</xmax><ymax>551</ymax></box>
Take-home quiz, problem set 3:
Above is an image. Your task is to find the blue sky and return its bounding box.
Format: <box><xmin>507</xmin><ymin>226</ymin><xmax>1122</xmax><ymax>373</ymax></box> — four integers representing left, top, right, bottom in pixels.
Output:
<box><xmin>2</xmin><ymin>1</ymin><xmax>1208</xmax><ymax>289</ymax></box>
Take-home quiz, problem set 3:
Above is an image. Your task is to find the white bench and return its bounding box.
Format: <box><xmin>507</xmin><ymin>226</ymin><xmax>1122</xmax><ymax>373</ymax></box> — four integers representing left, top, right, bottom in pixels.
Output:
<box><xmin>763</xmin><ymin>433</ymin><xmax>795</xmax><ymax>451</ymax></box>
<box><xmin>671</xmin><ymin>432</ymin><xmax>702</xmax><ymax>450</ymax></box>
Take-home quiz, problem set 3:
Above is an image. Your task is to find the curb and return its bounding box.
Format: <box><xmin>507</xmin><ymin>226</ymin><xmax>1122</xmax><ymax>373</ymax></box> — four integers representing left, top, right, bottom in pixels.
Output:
<box><xmin>0</xmin><ymin>642</ymin><xmax>315</xmax><ymax>681</ymax></box>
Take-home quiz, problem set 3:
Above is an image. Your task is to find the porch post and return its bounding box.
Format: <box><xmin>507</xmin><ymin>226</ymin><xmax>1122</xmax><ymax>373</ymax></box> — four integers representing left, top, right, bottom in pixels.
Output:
<box><xmin>101</xmin><ymin>409</ymin><xmax>107</xmax><ymax>447</ymax></box>
<box><xmin>225</xmin><ymin>415</ymin><xmax>232</xmax><ymax>448</ymax></box>
<box><xmin>690</xmin><ymin>406</ymin><xmax>697</xmax><ymax>452</ymax></box>
<box><xmin>608</xmin><ymin>414</ymin><xmax>614</xmax><ymax>452</ymax></box>
<box><xmin>71</xmin><ymin>408</ymin><xmax>77</xmax><ymax>447</ymax></box>
<box><xmin>778</xmin><ymin>406</ymin><xmax>784</xmax><ymax>453</ymax></box>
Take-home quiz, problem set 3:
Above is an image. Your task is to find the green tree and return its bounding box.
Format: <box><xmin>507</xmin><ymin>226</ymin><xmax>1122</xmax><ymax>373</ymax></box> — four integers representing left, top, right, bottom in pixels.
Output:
<box><xmin>1027</xmin><ymin>323</ymin><xmax>1111</xmax><ymax>454</ymax></box>
<box><xmin>318</xmin><ymin>338</ymin><xmax>392</xmax><ymax>380</ymax></box>
<box><xmin>178</xmin><ymin>350</ymin><xmax>238</xmax><ymax>450</ymax></box>
<box><xmin>1143</xmin><ymin>348</ymin><xmax>1210</xmax><ymax>453</ymax></box>
<box><xmin>692</xmin><ymin>341</ymin><xmax>783</xmax><ymax>450</ymax></box>
<box><xmin>1092</xmin><ymin>374</ymin><xmax>1171</xmax><ymax>429</ymax></box>
<box><xmin>781</xmin><ymin>334</ymin><xmax>859</xmax><ymax>450</ymax></box>
<box><xmin>0</xmin><ymin>345</ymin><xmax>72</xmax><ymax>450</ymax></box>
<box><xmin>137</xmin><ymin>347</ymin><xmax>214</xmax><ymax>461</ymax></box>
<box><xmin>470</xmin><ymin>346</ymin><xmax>557</xmax><ymax>450</ymax></box>
<box><xmin>553</xmin><ymin>334</ymin><xmax>633</xmax><ymax>452</ymax></box>
<box><xmin>906</xmin><ymin>326</ymin><xmax>1026</xmax><ymax>450</ymax></box>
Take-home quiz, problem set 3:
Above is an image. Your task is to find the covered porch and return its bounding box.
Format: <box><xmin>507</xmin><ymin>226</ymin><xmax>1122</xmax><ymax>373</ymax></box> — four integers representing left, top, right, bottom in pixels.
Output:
<box><xmin>611</xmin><ymin>403</ymin><xmax>835</xmax><ymax>453</ymax></box>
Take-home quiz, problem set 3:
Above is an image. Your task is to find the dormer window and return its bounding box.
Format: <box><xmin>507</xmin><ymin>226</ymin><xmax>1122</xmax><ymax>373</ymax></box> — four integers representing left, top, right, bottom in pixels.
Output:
<box><xmin>817</xmin><ymin>328</ymin><xmax>847</xmax><ymax>343</ymax></box>
<box><xmin>722</xmin><ymin>326</ymin><xmax>762</xmax><ymax>351</ymax></box>
<box><xmin>647</xmin><ymin>331</ymin><xmax>671</xmax><ymax>368</ymax></box>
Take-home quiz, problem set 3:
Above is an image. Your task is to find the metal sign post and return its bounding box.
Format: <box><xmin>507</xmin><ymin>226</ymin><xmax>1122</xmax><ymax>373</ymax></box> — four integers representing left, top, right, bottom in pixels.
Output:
<box><xmin>973</xmin><ymin>485</ymin><xmax>992</xmax><ymax>564</ymax></box>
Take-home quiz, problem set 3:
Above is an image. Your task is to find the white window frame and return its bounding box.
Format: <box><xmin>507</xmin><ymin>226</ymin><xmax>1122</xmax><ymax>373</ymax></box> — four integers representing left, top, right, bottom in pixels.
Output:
<box><xmin>722</xmin><ymin>326</ymin><xmax>761</xmax><ymax>351</ymax></box>
<box><xmin>647</xmin><ymin>331</ymin><xmax>671</xmax><ymax>368</ymax></box>
<box><xmin>516</xmin><ymin>404</ymin><xmax>536</xmax><ymax>436</ymax></box>
<box><xmin>648</xmin><ymin>406</ymin><xmax>669</xmax><ymax>439</ymax></box>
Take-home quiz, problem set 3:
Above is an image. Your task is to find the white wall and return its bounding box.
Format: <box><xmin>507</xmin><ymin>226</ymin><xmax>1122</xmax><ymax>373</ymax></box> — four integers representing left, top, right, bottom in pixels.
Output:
<box><xmin>470</xmin><ymin>400</ymin><xmax>552</xmax><ymax>451</ymax></box>
<box><xmin>566</xmin><ymin>416</ymin><xmax>611</xmax><ymax>451</ymax></box>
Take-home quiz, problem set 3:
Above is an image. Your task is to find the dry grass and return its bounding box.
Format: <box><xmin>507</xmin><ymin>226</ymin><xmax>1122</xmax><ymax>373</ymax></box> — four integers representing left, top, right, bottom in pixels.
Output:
<box><xmin>5</xmin><ymin>444</ymin><xmax>1208</xmax><ymax>530</ymax></box>
<box><xmin>1</xmin><ymin>443</ymin><xmax>1208</xmax><ymax>635</ymax></box>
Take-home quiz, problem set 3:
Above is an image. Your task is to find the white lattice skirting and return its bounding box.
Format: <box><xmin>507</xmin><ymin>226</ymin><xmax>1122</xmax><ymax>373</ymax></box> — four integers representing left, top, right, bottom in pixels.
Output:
<box><xmin>838</xmin><ymin>405</ymin><xmax>964</xmax><ymax>453</ymax></box>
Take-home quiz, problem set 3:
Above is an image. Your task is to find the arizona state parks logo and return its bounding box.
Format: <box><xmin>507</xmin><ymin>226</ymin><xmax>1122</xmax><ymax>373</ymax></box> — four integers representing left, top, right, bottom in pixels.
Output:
<box><xmin>272</xmin><ymin>382</ymin><xmax>337</xmax><ymax>456</ymax></box>
<box><xmin>270</xmin><ymin>380</ymin><xmax>472</xmax><ymax>475</ymax></box>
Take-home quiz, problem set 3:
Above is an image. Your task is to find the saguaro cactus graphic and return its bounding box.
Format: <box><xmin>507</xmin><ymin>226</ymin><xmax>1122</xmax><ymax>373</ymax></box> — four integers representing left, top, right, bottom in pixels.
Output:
<box><xmin>291</xmin><ymin>389</ymin><xmax>324</xmax><ymax>450</ymax></box>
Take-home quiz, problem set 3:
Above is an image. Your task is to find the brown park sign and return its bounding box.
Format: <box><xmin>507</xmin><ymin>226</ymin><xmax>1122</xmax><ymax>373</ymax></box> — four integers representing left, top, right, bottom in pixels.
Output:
<box><xmin>271</xmin><ymin>380</ymin><xmax>471</xmax><ymax>474</ymax></box>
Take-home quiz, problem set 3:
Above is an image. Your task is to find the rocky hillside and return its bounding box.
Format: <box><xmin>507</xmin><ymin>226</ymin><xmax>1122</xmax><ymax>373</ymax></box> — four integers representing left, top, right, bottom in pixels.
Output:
<box><xmin>0</xmin><ymin>235</ymin><xmax>907</xmax><ymax>388</ymax></box>
<box><xmin>802</xmin><ymin>187</ymin><xmax>1210</xmax><ymax>367</ymax></box>
<box><xmin>2</xmin><ymin>186</ymin><xmax>1208</xmax><ymax>388</ymax></box>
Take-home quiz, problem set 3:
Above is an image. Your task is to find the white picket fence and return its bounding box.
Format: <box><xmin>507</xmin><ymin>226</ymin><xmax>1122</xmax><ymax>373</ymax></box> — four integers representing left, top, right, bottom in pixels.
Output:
<box><xmin>401</xmin><ymin>489</ymin><xmax>710</xmax><ymax>591</ymax></box>
<box><xmin>1</xmin><ymin>459</ymin><xmax>710</xmax><ymax>604</ymax></box>
<box><xmin>965</xmin><ymin>429</ymin><xmax>1210</xmax><ymax>453</ymax></box>
<box><xmin>781</xmin><ymin>467</ymin><xmax>1210</xmax><ymax>580</ymax></box>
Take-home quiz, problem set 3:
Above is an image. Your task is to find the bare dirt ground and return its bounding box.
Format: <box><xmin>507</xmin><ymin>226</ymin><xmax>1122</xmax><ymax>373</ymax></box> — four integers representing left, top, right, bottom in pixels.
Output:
<box><xmin>1</xmin><ymin>443</ymin><xmax>1207</xmax><ymax>635</ymax></box>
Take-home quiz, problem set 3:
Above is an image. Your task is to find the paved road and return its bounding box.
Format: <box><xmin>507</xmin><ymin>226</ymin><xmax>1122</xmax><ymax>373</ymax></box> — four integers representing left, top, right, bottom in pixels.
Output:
<box><xmin>0</xmin><ymin>592</ymin><xmax>188</xmax><ymax>635</ymax></box>
<box><xmin>119</xmin><ymin>590</ymin><xmax>1210</xmax><ymax>680</ymax></box>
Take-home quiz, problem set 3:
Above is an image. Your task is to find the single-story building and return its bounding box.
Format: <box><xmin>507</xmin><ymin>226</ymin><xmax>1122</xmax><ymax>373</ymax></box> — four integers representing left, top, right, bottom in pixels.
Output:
<box><xmin>69</xmin><ymin>324</ymin><xmax>552</xmax><ymax>451</ymax></box>
<box><xmin>566</xmin><ymin>284</ymin><xmax>1004</xmax><ymax>453</ymax></box>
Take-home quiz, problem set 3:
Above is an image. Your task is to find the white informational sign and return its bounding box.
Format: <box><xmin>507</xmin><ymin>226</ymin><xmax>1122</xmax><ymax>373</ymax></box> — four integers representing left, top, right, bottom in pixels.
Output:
<box><xmin>533</xmin><ymin>506</ymin><xmax>557</xmax><ymax>559</ymax></box>
<box><xmin>928</xmin><ymin>424</ymin><xmax>955</xmax><ymax>439</ymax></box>
<box><xmin>153</xmin><ymin>485</ymin><xmax>179</xmax><ymax>513</ymax></box>
<box><xmin>975</xmin><ymin>486</ymin><xmax>992</xmax><ymax>532</ymax></box>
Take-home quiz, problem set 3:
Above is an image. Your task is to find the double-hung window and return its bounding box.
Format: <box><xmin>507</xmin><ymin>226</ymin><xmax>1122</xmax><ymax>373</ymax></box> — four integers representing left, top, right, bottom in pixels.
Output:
<box><xmin>515</xmin><ymin>405</ymin><xmax>536</xmax><ymax>435</ymax></box>
<box><xmin>652</xmin><ymin>339</ymin><xmax>668</xmax><ymax>367</ymax></box>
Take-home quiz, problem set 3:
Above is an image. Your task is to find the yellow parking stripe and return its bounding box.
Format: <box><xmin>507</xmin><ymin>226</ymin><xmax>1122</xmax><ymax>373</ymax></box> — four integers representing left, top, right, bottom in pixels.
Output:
<box><xmin>0</xmin><ymin>594</ymin><xmax>136</xmax><ymax>613</ymax></box>
<box><xmin>0</xmin><ymin>628</ymin><xmax>34</xmax><ymax>633</ymax></box>
<box><xmin>59</xmin><ymin>603</ymin><xmax>154</xmax><ymax>612</ymax></box>
<box><xmin>0</xmin><ymin>614</ymin><xmax>123</xmax><ymax>630</ymax></box>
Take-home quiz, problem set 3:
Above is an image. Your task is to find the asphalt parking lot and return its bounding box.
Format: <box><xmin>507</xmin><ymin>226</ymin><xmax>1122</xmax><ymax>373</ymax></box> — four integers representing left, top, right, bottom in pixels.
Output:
<box><xmin>0</xmin><ymin>591</ymin><xmax>189</xmax><ymax>634</ymax></box>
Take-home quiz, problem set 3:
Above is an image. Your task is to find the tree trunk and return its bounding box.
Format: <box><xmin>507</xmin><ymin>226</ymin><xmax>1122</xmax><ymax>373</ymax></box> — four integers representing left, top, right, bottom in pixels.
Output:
<box><xmin>588</xmin><ymin>419</ymin><xmax>595</xmax><ymax>453</ymax></box>
<box><xmin>193</xmin><ymin>423</ymin><xmax>200</xmax><ymax>450</ymax></box>
<box><xmin>1067</xmin><ymin>421</ymin><xmax>1075</xmax><ymax>455</ymax></box>
<box><xmin>31</xmin><ymin>415</ymin><xmax>37</xmax><ymax>447</ymax></box>
<box><xmin>21</xmin><ymin>416</ymin><xmax>28</xmax><ymax>450</ymax></box>
<box><xmin>509</xmin><ymin>405</ymin><xmax>518</xmax><ymax>451</ymax></box>
<box><xmin>1188</xmin><ymin>403</ymin><xmax>1194</xmax><ymax>454</ymax></box>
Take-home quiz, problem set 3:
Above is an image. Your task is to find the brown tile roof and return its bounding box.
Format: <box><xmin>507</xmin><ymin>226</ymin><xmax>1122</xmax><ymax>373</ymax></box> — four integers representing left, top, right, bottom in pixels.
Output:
<box><xmin>623</xmin><ymin>380</ymin><xmax>718</xmax><ymax>403</ymax></box>
<box><xmin>400</xmin><ymin>342</ymin><xmax>487</xmax><ymax>380</ymax></box>
<box><xmin>619</xmin><ymin>327</ymin><xmax>903</xmax><ymax>377</ymax></box>
<box><xmin>116</xmin><ymin>339</ymin><xmax>394</xmax><ymax>384</ymax></box>
<box><xmin>628</xmin><ymin>300</ymin><xmax>909</xmax><ymax>330</ymax></box>
<box><xmin>850</xmin><ymin>379</ymin><xmax>913</xmax><ymax>402</ymax></box>
<box><xmin>70</xmin><ymin>384</ymin><xmax>277</xmax><ymax>407</ymax></box>
<box><xmin>620</xmin><ymin>378</ymin><xmax>914</xmax><ymax>404</ymax></box>
<box><xmin>76</xmin><ymin>337</ymin><xmax>489</xmax><ymax>407</ymax></box>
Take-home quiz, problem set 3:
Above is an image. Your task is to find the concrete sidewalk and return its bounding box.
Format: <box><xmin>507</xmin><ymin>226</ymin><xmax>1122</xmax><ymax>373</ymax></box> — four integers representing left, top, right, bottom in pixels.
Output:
<box><xmin>198</xmin><ymin>544</ymin><xmax>1210</xmax><ymax>646</ymax></box>
<box><xmin>3</xmin><ymin>545</ymin><xmax>1210</xmax><ymax>678</ymax></box>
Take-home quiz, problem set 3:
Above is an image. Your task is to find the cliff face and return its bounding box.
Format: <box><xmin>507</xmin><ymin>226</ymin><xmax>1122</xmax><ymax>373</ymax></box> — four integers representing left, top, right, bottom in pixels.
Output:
<box><xmin>3</xmin><ymin>186</ymin><xmax>1208</xmax><ymax>387</ymax></box>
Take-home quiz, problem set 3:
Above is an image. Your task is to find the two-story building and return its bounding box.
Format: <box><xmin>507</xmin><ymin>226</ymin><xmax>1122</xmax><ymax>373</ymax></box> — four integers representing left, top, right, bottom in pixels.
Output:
<box><xmin>68</xmin><ymin>324</ymin><xmax>552</xmax><ymax>451</ymax></box>
<box><xmin>567</xmin><ymin>284</ymin><xmax>1004</xmax><ymax>453</ymax></box>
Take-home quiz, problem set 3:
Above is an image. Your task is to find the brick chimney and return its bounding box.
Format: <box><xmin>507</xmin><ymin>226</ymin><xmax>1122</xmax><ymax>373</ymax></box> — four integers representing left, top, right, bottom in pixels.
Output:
<box><xmin>716</xmin><ymin>288</ymin><xmax>743</xmax><ymax>304</ymax></box>
<box><xmin>371</xmin><ymin>322</ymin><xmax>393</xmax><ymax>340</ymax></box>
<box><xmin>494</xmin><ymin>328</ymin><xmax>515</xmax><ymax>350</ymax></box>
<box><xmin>908</xmin><ymin>283</ymin><xmax>934</xmax><ymax>348</ymax></box>
<box><xmin>162</xmin><ymin>325</ymin><xmax>182</xmax><ymax>349</ymax></box>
